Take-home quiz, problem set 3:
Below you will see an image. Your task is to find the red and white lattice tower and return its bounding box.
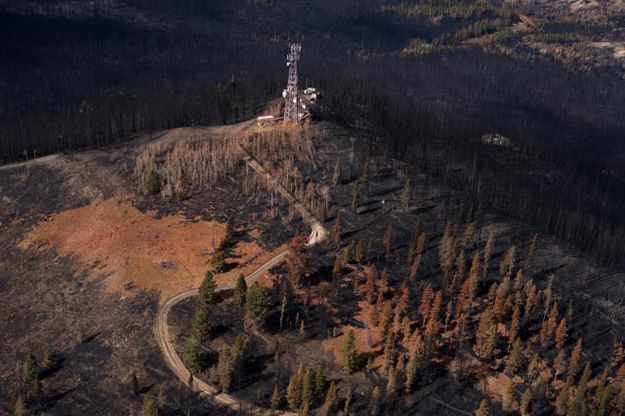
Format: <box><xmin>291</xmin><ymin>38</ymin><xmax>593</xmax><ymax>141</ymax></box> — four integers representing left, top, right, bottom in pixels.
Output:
<box><xmin>283</xmin><ymin>43</ymin><xmax>301</xmax><ymax>123</ymax></box>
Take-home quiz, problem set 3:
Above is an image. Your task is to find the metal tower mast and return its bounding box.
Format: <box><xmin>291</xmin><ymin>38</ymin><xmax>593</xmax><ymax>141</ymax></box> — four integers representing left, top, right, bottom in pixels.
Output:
<box><xmin>283</xmin><ymin>43</ymin><xmax>301</xmax><ymax>123</ymax></box>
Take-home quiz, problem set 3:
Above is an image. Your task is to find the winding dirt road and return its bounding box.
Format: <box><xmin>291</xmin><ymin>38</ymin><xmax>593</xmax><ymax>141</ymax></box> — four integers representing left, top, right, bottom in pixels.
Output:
<box><xmin>154</xmin><ymin>249</ymin><xmax>293</xmax><ymax>414</ymax></box>
<box><xmin>154</xmin><ymin>119</ymin><xmax>325</xmax><ymax>414</ymax></box>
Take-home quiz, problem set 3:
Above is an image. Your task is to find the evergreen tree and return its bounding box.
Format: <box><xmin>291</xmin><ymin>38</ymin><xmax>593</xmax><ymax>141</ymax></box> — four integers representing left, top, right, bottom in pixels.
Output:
<box><xmin>324</xmin><ymin>380</ymin><xmax>338</xmax><ymax>412</ymax></box>
<box><xmin>143</xmin><ymin>393</ymin><xmax>156</xmax><ymax>416</ymax></box>
<box><xmin>183</xmin><ymin>336</ymin><xmax>204</xmax><ymax>372</ymax></box>
<box><xmin>211</xmin><ymin>251</ymin><xmax>226</xmax><ymax>272</ymax></box>
<box><xmin>405</xmin><ymin>339</ymin><xmax>422</xmax><ymax>393</ymax></box>
<box><xmin>341</xmin><ymin>329</ymin><xmax>357</xmax><ymax>374</ymax></box>
<box><xmin>198</xmin><ymin>271</ymin><xmax>217</xmax><ymax>306</ymax></box>
<box><xmin>285</xmin><ymin>236</ymin><xmax>309</xmax><ymax>285</ymax></box>
<box><xmin>513</xmin><ymin>269</ymin><xmax>525</xmax><ymax>292</ymax></box>
<box><xmin>218</xmin><ymin>216</ymin><xmax>235</xmax><ymax>251</ymax></box>
<box><xmin>493</xmin><ymin>274</ymin><xmax>511</xmax><ymax>321</ymax></box>
<box><xmin>526</xmin><ymin>233</ymin><xmax>538</xmax><ymax>267</ymax></box>
<box><xmin>332</xmin><ymin>254</ymin><xmax>342</xmax><ymax>279</ymax></box>
<box><xmin>524</xmin><ymin>280</ymin><xmax>537</xmax><ymax>317</ymax></box>
<box><xmin>370</xmin><ymin>386</ymin><xmax>382</xmax><ymax>416</ymax></box>
<box><xmin>553</xmin><ymin>348</ymin><xmax>567</xmax><ymax>381</ymax></box>
<box><xmin>509</xmin><ymin>304</ymin><xmax>521</xmax><ymax>343</ymax></box>
<box><xmin>302</xmin><ymin>368</ymin><xmax>315</xmax><ymax>409</ymax></box>
<box><xmin>610</xmin><ymin>341</ymin><xmax>625</xmax><ymax>369</ymax></box>
<box><xmin>424</xmin><ymin>291</ymin><xmax>442</xmax><ymax>352</ymax></box>
<box><xmin>14</xmin><ymin>396</ymin><xmax>26</xmax><ymax>416</ymax></box>
<box><xmin>271</xmin><ymin>384</ymin><xmax>282</xmax><ymax>411</ymax></box>
<box><xmin>355</xmin><ymin>239</ymin><xmax>366</xmax><ymax>264</ymax></box>
<box><xmin>379</xmin><ymin>301</ymin><xmax>394</xmax><ymax>337</ymax></box>
<box><xmin>230</xmin><ymin>335</ymin><xmax>246</xmax><ymax>378</ymax></box>
<box><xmin>343</xmin><ymin>243</ymin><xmax>353</xmax><ymax>264</ymax></box>
<box><xmin>157</xmin><ymin>385</ymin><xmax>166</xmax><ymax>414</ymax></box>
<box><xmin>520</xmin><ymin>388</ymin><xmax>532</xmax><ymax>416</ymax></box>
<box><xmin>313</xmin><ymin>367</ymin><xmax>326</xmax><ymax>405</ymax></box>
<box><xmin>444</xmin><ymin>301</ymin><xmax>454</xmax><ymax>333</ymax></box>
<box><xmin>474</xmin><ymin>399</ymin><xmax>490</xmax><ymax>416</ymax></box>
<box><xmin>343</xmin><ymin>386</ymin><xmax>353</xmax><ymax>414</ymax></box>
<box><xmin>595</xmin><ymin>364</ymin><xmax>609</xmax><ymax>405</ymax></box>
<box><xmin>364</xmin><ymin>265</ymin><xmax>377</xmax><ymax>304</ymax></box>
<box><xmin>192</xmin><ymin>305</ymin><xmax>213</xmax><ymax>341</ymax></box>
<box><xmin>555</xmin><ymin>383</ymin><xmax>570</xmax><ymax>416</ymax></box>
<box><xmin>395</xmin><ymin>281</ymin><xmax>410</xmax><ymax>320</ymax></box>
<box><xmin>386</xmin><ymin>367</ymin><xmax>399</xmax><ymax>400</ymax></box>
<box><xmin>566</xmin><ymin>339</ymin><xmax>583</xmax><ymax>385</ymax></box>
<box><xmin>332</xmin><ymin>215</ymin><xmax>342</xmax><ymax>248</ymax></box>
<box><xmin>462</xmin><ymin>251</ymin><xmax>481</xmax><ymax>308</ymax></box>
<box><xmin>245</xmin><ymin>282</ymin><xmax>272</xmax><ymax>324</ymax></box>
<box><xmin>454</xmin><ymin>251</ymin><xmax>466</xmax><ymax>283</ymax></box>
<box><xmin>287</xmin><ymin>369</ymin><xmax>303</xmax><ymax>411</ymax></box>
<box><xmin>439</xmin><ymin>223</ymin><xmax>456</xmax><ymax>282</ymax></box>
<box><xmin>409</xmin><ymin>232</ymin><xmax>427</xmax><ymax>279</ymax></box>
<box><xmin>463</xmin><ymin>222</ymin><xmax>476</xmax><ymax>248</ymax></box>
<box><xmin>499</xmin><ymin>245</ymin><xmax>516</xmax><ymax>277</ymax></box>
<box><xmin>502</xmin><ymin>378</ymin><xmax>515</xmax><ymax>413</ymax></box>
<box><xmin>555</xmin><ymin>317</ymin><xmax>568</xmax><ymax>349</ymax></box>
<box><xmin>556</xmin><ymin>383</ymin><xmax>570</xmax><ymax>416</ymax></box>
<box><xmin>418</xmin><ymin>284</ymin><xmax>434</xmax><ymax>327</ymax></box>
<box><xmin>540</xmin><ymin>302</ymin><xmax>559</xmax><ymax>346</ymax></box>
<box><xmin>519</xmin><ymin>387</ymin><xmax>532</xmax><ymax>416</ymax></box>
<box><xmin>299</xmin><ymin>319</ymin><xmax>306</xmax><ymax>337</ymax></box>
<box><xmin>474</xmin><ymin>309</ymin><xmax>496</xmax><ymax>360</ymax></box>
<box><xmin>569</xmin><ymin>361</ymin><xmax>591</xmax><ymax>416</ymax></box>
<box><xmin>383</xmin><ymin>331</ymin><xmax>396</xmax><ymax>372</ymax></box>
<box><xmin>566</xmin><ymin>299</ymin><xmax>574</xmax><ymax>323</ymax></box>
<box><xmin>542</xmin><ymin>278</ymin><xmax>554</xmax><ymax>320</ymax></box>
<box><xmin>143</xmin><ymin>170</ymin><xmax>161</xmax><ymax>196</ymax></box>
<box><xmin>616</xmin><ymin>385</ymin><xmax>625</xmax><ymax>416</ymax></box>
<box><xmin>407</xmin><ymin>219</ymin><xmax>422</xmax><ymax>266</ymax></box>
<box><xmin>596</xmin><ymin>381</ymin><xmax>613</xmax><ymax>416</ymax></box>
<box><xmin>482</xmin><ymin>227</ymin><xmax>495</xmax><ymax>281</ymax></box>
<box><xmin>235</xmin><ymin>273</ymin><xmax>247</xmax><ymax>305</ymax></box>
<box><xmin>505</xmin><ymin>338</ymin><xmax>523</xmax><ymax>375</ymax></box>
<box><xmin>130</xmin><ymin>371</ymin><xmax>139</xmax><ymax>394</ymax></box>
<box><xmin>22</xmin><ymin>353</ymin><xmax>38</xmax><ymax>387</ymax></box>
<box><xmin>527</xmin><ymin>353</ymin><xmax>541</xmax><ymax>381</ymax></box>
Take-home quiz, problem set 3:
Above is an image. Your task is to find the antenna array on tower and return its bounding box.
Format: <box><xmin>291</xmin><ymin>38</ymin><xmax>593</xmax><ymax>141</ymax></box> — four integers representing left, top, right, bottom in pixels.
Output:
<box><xmin>283</xmin><ymin>43</ymin><xmax>301</xmax><ymax>123</ymax></box>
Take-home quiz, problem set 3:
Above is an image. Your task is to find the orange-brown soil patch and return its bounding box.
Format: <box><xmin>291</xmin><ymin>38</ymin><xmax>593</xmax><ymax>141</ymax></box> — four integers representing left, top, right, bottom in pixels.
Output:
<box><xmin>20</xmin><ymin>197</ymin><xmax>271</xmax><ymax>301</ymax></box>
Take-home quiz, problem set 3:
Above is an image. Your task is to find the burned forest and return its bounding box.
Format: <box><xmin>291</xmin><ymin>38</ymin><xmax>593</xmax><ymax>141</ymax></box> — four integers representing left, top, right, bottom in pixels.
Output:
<box><xmin>1</xmin><ymin>1</ymin><xmax>625</xmax><ymax>416</ymax></box>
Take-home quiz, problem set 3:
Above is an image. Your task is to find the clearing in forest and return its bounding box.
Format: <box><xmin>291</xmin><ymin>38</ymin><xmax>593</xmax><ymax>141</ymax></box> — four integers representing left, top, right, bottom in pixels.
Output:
<box><xmin>19</xmin><ymin>196</ymin><xmax>271</xmax><ymax>301</ymax></box>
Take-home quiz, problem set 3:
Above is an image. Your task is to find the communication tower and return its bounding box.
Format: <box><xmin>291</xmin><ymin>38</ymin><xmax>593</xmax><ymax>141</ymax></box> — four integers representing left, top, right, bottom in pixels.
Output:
<box><xmin>283</xmin><ymin>43</ymin><xmax>301</xmax><ymax>122</ymax></box>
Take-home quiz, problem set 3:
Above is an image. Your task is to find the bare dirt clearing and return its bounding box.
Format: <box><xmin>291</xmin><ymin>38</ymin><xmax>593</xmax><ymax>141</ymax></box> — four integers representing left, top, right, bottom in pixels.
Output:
<box><xmin>20</xmin><ymin>196</ymin><xmax>225</xmax><ymax>300</ymax></box>
<box><xmin>19</xmin><ymin>196</ymin><xmax>279</xmax><ymax>302</ymax></box>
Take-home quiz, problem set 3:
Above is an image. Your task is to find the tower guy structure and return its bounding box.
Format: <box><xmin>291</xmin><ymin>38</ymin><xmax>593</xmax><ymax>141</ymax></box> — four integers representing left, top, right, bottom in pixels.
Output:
<box><xmin>283</xmin><ymin>43</ymin><xmax>301</xmax><ymax>123</ymax></box>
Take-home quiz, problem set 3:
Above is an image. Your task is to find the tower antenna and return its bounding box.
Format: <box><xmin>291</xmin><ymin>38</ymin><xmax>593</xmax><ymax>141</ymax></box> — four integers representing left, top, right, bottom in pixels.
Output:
<box><xmin>283</xmin><ymin>43</ymin><xmax>301</xmax><ymax>123</ymax></box>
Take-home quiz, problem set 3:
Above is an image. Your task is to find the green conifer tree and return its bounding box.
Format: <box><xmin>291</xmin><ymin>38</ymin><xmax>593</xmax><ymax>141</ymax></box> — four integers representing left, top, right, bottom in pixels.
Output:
<box><xmin>198</xmin><ymin>271</ymin><xmax>217</xmax><ymax>306</ymax></box>
<box><xmin>235</xmin><ymin>274</ymin><xmax>247</xmax><ymax>305</ymax></box>
<box><xmin>271</xmin><ymin>384</ymin><xmax>282</xmax><ymax>410</ymax></box>
<box><xmin>341</xmin><ymin>329</ymin><xmax>357</xmax><ymax>374</ymax></box>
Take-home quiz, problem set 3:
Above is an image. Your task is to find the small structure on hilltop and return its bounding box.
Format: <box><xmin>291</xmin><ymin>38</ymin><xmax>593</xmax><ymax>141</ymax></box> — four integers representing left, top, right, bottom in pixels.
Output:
<box><xmin>481</xmin><ymin>133</ymin><xmax>511</xmax><ymax>148</ymax></box>
<box><xmin>256</xmin><ymin>115</ymin><xmax>278</xmax><ymax>127</ymax></box>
